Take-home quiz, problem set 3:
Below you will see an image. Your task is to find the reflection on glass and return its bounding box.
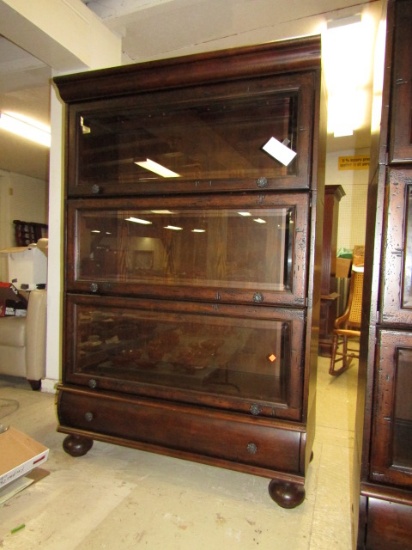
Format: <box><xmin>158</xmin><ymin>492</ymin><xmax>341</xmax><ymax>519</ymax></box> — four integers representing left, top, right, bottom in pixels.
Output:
<box><xmin>77</xmin><ymin>206</ymin><xmax>293</xmax><ymax>291</ymax></box>
<box><xmin>76</xmin><ymin>305</ymin><xmax>289</xmax><ymax>404</ymax></box>
<box><xmin>393</xmin><ymin>348</ymin><xmax>412</xmax><ymax>469</ymax></box>
<box><xmin>78</xmin><ymin>91</ymin><xmax>298</xmax><ymax>185</ymax></box>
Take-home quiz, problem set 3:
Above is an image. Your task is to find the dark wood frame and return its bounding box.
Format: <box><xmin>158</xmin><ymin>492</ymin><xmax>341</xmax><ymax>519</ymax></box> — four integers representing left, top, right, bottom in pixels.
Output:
<box><xmin>55</xmin><ymin>36</ymin><xmax>325</xmax><ymax>510</ymax></box>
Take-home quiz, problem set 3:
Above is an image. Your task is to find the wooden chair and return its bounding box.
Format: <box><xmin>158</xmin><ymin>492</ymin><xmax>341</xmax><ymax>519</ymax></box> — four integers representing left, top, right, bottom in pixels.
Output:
<box><xmin>329</xmin><ymin>266</ymin><xmax>364</xmax><ymax>376</ymax></box>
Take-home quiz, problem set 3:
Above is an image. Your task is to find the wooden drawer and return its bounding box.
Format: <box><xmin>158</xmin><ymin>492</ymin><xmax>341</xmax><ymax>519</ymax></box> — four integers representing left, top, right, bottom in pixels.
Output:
<box><xmin>57</xmin><ymin>387</ymin><xmax>303</xmax><ymax>475</ymax></box>
<box><xmin>364</xmin><ymin>497</ymin><xmax>412</xmax><ymax>550</ymax></box>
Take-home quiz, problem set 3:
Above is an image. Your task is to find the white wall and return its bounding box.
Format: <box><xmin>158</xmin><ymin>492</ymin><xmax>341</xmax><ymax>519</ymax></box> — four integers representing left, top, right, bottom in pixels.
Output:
<box><xmin>325</xmin><ymin>149</ymin><xmax>369</xmax><ymax>253</ymax></box>
<box><xmin>0</xmin><ymin>1</ymin><xmax>122</xmax><ymax>391</ymax></box>
<box><xmin>0</xmin><ymin>169</ymin><xmax>47</xmax><ymax>280</ymax></box>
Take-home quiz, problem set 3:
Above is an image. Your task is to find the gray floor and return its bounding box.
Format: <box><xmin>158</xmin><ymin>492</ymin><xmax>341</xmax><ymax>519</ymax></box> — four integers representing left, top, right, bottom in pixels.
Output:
<box><xmin>0</xmin><ymin>355</ymin><xmax>358</xmax><ymax>549</ymax></box>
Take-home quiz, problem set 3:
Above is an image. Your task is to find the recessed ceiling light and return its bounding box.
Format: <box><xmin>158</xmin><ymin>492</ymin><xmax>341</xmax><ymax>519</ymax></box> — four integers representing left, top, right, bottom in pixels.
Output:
<box><xmin>135</xmin><ymin>158</ymin><xmax>180</xmax><ymax>178</ymax></box>
<box><xmin>125</xmin><ymin>217</ymin><xmax>152</xmax><ymax>225</ymax></box>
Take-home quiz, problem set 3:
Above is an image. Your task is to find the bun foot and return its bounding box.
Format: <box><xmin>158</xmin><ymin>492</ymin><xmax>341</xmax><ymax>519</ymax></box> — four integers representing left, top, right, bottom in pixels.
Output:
<box><xmin>268</xmin><ymin>480</ymin><xmax>305</xmax><ymax>509</ymax></box>
<box><xmin>63</xmin><ymin>434</ymin><xmax>93</xmax><ymax>457</ymax></box>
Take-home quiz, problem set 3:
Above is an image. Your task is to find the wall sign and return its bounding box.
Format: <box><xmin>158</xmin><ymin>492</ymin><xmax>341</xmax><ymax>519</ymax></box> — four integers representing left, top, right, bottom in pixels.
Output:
<box><xmin>338</xmin><ymin>155</ymin><xmax>370</xmax><ymax>170</ymax></box>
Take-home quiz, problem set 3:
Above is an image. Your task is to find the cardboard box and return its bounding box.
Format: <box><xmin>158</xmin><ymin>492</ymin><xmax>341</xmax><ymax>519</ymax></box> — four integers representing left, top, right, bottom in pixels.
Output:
<box><xmin>336</xmin><ymin>257</ymin><xmax>352</xmax><ymax>278</ymax></box>
<box><xmin>0</xmin><ymin>282</ymin><xmax>27</xmax><ymax>317</ymax></box>
<box><xmin>0</xmin><ymin>246</ymin><xmax>47</xmax><ymax>290</ymax></box>
<box><xmin>0</xmin><ymin>427</ymin><xmax>49</xmax><ymax>489</ymax></box>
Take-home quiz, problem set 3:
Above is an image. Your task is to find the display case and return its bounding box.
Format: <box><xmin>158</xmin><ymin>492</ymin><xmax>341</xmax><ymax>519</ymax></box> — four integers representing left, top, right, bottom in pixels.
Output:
<box><xmin>389</xmin><ymin>0</ymin><xmax>412</xmax><ymax>163</ymax></box>
<box><xmin>55</xmin><ymin>37</ymin><xmax>324</xmax><ymax>509</ymax></box>
<box><xmin>356</xmin><ymin>0</ymin><xmax>412</xmax><ymax>547</ymax></box>
<box><xmin>63</xmin><ymin>295</ymin><xmax>305</xmax><ymax>420</ymax></box>
<box><xmin>67</xmin><ymin>193</ymin><xmax>309</xmax><ymax>305</ymax></box>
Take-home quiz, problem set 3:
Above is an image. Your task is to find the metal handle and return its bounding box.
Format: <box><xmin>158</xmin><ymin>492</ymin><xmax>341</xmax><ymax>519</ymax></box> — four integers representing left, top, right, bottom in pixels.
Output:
<box><xmin>247</xmin><ymin>442</ymin><xmax>258</xmax><ymax>454</ymax></box>
<box><xmin>90</xmin><ymin>282</ymin><xmax>99</xmax><ymax>293</ymax></box>
<box><xmin>256</xmin><ymin>177</ymin><xmax>268</xmax><ymax>188</ymax></box>
<box><xmin>250</xmin><ymin>403</ymin><xmax>262</xmax><ymax>416</ymax></box>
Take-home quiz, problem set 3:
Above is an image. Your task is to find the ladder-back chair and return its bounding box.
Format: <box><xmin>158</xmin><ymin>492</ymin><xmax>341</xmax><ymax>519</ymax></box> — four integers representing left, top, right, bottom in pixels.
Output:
<box><xmin>329</xmin><ymin>265</ymin><xmax>364</xmax><ymax>376</ymax></box>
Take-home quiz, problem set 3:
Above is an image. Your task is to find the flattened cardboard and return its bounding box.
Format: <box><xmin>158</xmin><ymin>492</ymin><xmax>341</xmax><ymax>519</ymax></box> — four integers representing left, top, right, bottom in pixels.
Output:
<box><xmin>0</xmin><ymin>427</ymin><xmax>49</xmax><ymax>489</ymax></box>
<box><xmin>0</xmin><ymin>468</ymin><xmax>50</xmax><ymax>504</ymax></box>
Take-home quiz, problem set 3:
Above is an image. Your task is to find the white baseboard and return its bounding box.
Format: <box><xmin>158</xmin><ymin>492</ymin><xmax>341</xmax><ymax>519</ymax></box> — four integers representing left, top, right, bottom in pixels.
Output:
<box><xmin>41</xmin><ymin>378</ymin><xmax>59</xmax><ymax>394</ymax></box>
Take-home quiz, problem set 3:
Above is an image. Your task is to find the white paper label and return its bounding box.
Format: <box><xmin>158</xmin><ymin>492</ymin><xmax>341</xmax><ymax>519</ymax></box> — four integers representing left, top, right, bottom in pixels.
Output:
<box><xmin>262</xmin><ymin>137</ymin><xmax>297</xmax><ymax>166</ymax></box>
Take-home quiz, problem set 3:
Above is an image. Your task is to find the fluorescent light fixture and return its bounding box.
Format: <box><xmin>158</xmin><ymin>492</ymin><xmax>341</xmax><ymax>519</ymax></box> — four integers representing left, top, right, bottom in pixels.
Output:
<box><xmin>238</xmin><ymin>211</ymin><xmax>252</xmax><ymax>217</ymax></box>
<box><xmin>125</xmin><ymin>217</ymin><xmax>152</xmax><ymax>225</ymax></box>
<box><xmin>135</xmin><ymin>158</ymin><xmax>180</xmax><ymax>178</ymax></box>
<box><xmin>0</xmin><ymin>111</ymin><xmax>51</xmax><ymax>147</ymax></box>
<box><xmin>151</xmin><ymin>210</ymin><xmax>173</xmax><ymax>214</ymax></box>
<box><xmin>253</xmin><ymin>218</ymin><xmax>266</xmax><ymax>224</ymax></box>
<box><xmin>323</xmin><ymin>12</ymin><xmax>375</xmax><ymax>137</ymax></box>
<box><xmin>192</xmin><ymin>229</ymin><xmax>206</xmax><ymax>233</ymax></box>
<box><xmin>91</xmin><ymin>230</ymin><xmax>101</xmax><ymax>233</ymax></box>
<box><xmin>164</xmin><ymin>225</ymin><xmax>182</xmax><ymax>231</ymax></box>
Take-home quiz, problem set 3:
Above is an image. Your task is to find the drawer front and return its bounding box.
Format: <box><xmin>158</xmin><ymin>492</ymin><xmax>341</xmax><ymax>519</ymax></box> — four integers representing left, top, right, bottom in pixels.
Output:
<box><xmin>58</xmin><ymin>388</ymin><xmax>302</xmax><ymax>474</ymax></box>
<box><xmin>365</xmin><ymin>497</ymin><xmax>412</xmax><ymax>550</ymax></box>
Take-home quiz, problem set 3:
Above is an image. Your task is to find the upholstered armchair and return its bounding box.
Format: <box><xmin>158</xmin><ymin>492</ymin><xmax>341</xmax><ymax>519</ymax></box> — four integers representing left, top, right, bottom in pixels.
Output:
<box><xmin>0</xmin><ymin>289</ymin><xmax>47</xmax><ymax>390</ymax></box>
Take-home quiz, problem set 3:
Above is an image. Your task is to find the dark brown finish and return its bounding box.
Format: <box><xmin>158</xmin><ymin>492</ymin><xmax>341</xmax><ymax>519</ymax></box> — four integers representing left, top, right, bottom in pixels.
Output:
<box><xmin>54</xmin><ymin>38</ymin><xmax>325</xmax><ymax>508</ymax></box>
<box><xmin>65</xmin><ymin>193</ymin><xmax>310</xmax><ymax>306</ymax></box>
<box><xmin>389</xmin><ymin>0</ymin><xmax>412</xmax><ymax>162</ymax></box>
<box><xmin>356</xmin><ymin>0</ymin><xmax>412</xmax><ymax>546</ymax></box>
<box><xmin>63</xmin><ymin>434</ymin><xmax>94</xmax><ymax>457</ymax></box>
<box><xmin>13</xmin><ymin>220</ymin><xmax>48</xmax><ymax>247</ymax></box>
<box><xmin>319</xmin><ymin>185</ymin><xmax>345</xmax><ymax>356</ymax></box>
<box><xmin>54</xmin><ymin>37</ymin><xmax>322</xmax><ymax>103</ymax></box>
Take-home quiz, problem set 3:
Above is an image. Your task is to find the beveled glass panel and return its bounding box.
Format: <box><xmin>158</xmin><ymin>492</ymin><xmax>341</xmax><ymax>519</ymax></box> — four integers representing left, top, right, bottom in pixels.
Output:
<box><xmin>393</xmin><ymin>348</ymin><xmax>412</xmax><ymax>470</ymax></box>
<box><xmin>68</xmin><ymin>194</ymin><xmax>308</xmax><ymax>304</ymax></box>
<box><xmin>371</xmin><ymin>330</ymin><xmax>412</xmax><ymax>488</ymax></box>
<box><xmin>381</xmin><ymin>170</ymin><xmax>412</xmax><ymax>323</ymax></box>
<box><xmin>65</xmin><ymin>297</ymin><xmax>304</xmax><ymax>417</ymax></box>
<box><xmin>78</xmin><ymin>92</ymin><xmax>297</xmax><ymax>185</ymax></box>
<box><xmin>402</xmin><ymin>184</ymin><xmax>412</xmax><ymax>307</ymax></box>
<box><xmin>67</xmin><ymin>71</ymin><xmax>317</xmax><ymax>196</ymax></box>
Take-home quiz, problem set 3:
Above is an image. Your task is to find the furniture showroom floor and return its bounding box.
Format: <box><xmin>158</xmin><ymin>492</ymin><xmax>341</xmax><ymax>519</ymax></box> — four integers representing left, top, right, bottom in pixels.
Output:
<box><xmin>0</xmin><ymin>355</ymin><xmax>357</xmax><ymax>550</ymax></box>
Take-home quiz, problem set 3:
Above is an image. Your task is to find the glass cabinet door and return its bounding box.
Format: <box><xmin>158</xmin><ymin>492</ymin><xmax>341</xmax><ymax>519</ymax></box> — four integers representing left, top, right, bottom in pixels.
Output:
<box><xmin>389</xmin><ymin>0</ymin><xmax>412</xmax><ymax>163</ymax></box>
<box><xmin>67</xmin><ymin>73</ymin><xmax>316</xmax><ymax>196</ymax></box>
<box><xmin>64</xmin><ymin>294</ymin><xmax>305</xmax><ymax>420</ymax></box>
<box><xmin>370</xmin><ymin>329</ymin><xmax>412</xmax><ymax>488</ymax></box>
<box><xmin>67</xmin><ymin>193</ymin><xmax>309</xmax><ymax>306</ymax></box>
<box><xmin>381</xmin><ymin>168</ymin><xmax>412</xmax><ymax>324</ymax></box>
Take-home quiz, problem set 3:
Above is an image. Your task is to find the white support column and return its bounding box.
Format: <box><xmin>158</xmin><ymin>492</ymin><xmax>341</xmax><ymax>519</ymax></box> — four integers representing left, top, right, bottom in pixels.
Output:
<box><xmin>0</xmin><ymin>0</ymin><xmax>122</xmax><ymax>391</ymax></box>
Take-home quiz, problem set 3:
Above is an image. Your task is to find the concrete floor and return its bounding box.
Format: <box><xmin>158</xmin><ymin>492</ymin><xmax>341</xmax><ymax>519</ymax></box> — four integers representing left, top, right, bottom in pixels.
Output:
<box><xmin>0</xmin><ymin>355</ymin><xmax>357</xmax><ymax>549</ymax></box>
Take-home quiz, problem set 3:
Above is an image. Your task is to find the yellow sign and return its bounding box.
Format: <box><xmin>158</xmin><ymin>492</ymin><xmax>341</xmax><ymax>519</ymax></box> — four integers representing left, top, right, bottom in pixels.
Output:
<box><xmin>338</xmin><ymin>155</ymin><xmax>370</xmax><ymax>170</ymax></box>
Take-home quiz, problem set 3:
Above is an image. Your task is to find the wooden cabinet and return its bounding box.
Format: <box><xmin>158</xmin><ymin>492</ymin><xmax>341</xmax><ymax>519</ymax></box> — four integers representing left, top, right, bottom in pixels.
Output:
<box><xmin>319</xmin><ymin>185</ymin><xmax>345</xmax><ymax>356</ymax></box>
<box><xmin>54</xmin><ymin>37</ymin><xmax>325</xmax><ymax>509</ymax></box>
<box><xmin>356</xmin><ymin>0</ymin><xmax>412</xmax><ymax>546</ymax></box>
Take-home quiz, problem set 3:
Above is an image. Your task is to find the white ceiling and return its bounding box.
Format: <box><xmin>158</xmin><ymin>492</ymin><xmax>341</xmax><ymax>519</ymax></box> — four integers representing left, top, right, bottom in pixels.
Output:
<box><xmin>0</xmin><ymin>0</ymin><xmax>382</xmax><ymax>181</ymax></box>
